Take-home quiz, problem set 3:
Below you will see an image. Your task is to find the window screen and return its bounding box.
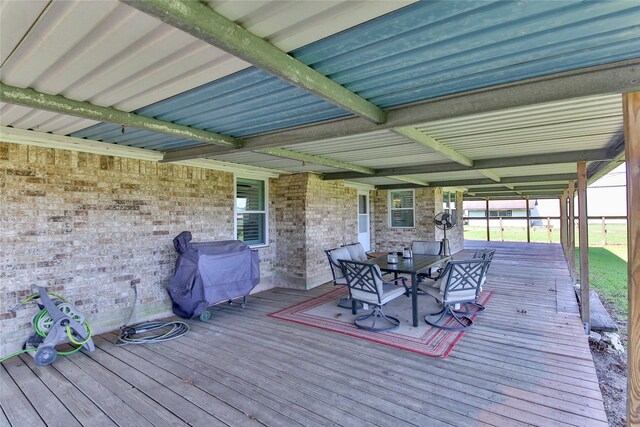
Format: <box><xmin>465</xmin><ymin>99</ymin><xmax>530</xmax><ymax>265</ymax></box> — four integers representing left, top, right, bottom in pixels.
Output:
<box><xmin>389</xmin><ymin>190</ymin><xmax>415</xmax><ymax>228</ymax></box>
<box><xmin>236</xmin><ymin>178</ymin><xmax>266</xmax><ymax>245</ymax></box>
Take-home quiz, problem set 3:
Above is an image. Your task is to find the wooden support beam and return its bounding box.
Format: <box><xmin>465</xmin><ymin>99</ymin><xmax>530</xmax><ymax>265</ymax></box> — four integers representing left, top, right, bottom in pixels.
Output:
<box><xmin>526</xmin><ymin>198</ymin><xmax>531</xmax><ymax>243</ymax></box>
<box><xmin>466</xmin><ymin>191</ymin><xmax>561</xmax><ymax>199</ymax></box>
<box><xmin>568</xmin><ymin>179</ymin><xmax>576</xmax><ymax>279</ymax></box>
<box><xmin>392</xmin><ymin>127</ymin><xmax>473</xmax><ymax>166</ymax></box>
<box><xmin>374</xmin><ymin>173</ymin><xmax>578</xmax><ymax>190</ymax></box>
<box><xmin>623</xmin><ymin>91</ymin><xmax>640</xmax><ymax>425</ymax></box>
<box><xmin>0</xmin><ymin>83</ymin><xmax>240</xmax><ymax>148</ymax></box>
<box><xmin>588</xmin><ymin>128</ymin><xmax>626</xmax><ymax>185</ymax></box>
<box><xmin>469</xmin><ymin>184</ymin><xmax>566</xmax><ymax>193</ymax></box>
<box><xmin>479</xmin><ymin>169</ymin><xmax>502</xmax><ymax>182</ymax></box>
<box><xmin>560</xmin><ymin>190</ymin><xmax>568</xmax><ymax>257</ymax></box>
<box><xmin>123</xmin><ymin>0</ymin><xmax>385</xmax><ymax>124</ymax></box>
<box><xmin>255</xmin><ymin>148</ymin><xmax>375</xmax><ymax>175</ymax></box>
<box><xmin>321</xmin><ymin>149</ymin><xmax>611</xmax><ymax>180</ymax></box>
<box><xmin>388</xmin><ymin>176</ymin><xmax>430</xmax><ymax>186</ymax></box>
<box><xmin>485</xmin><ymin>199</ymin><xmax>490</xmax><ymax>242</ymax></box>
<box><xmin>577</xmin><ymin>161</ymin><xmax>590</xmax><ymax>333</ymax></box>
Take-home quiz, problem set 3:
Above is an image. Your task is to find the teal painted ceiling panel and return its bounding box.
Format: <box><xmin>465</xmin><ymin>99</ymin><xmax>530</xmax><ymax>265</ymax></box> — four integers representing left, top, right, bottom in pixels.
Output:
<box><xmin>71</xmin><ymin>0</ymin><xmax>640</xmax><ymax>151</ymax></box>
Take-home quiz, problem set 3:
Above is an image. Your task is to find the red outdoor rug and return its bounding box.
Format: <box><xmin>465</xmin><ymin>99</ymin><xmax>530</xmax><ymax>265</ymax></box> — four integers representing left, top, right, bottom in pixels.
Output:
<box><xmin>268</xmin><ymin>287</ymin><xmax>492</xmax><ymax>358</ymax></box>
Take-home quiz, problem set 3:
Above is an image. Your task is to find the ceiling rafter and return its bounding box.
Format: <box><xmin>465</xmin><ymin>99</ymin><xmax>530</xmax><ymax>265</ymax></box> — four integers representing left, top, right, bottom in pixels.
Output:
<box><xmin>469</xmin><ymin>184</ymin><xmax>568</xmax><ymax>193</ymax></box>
<box><xmin>478</xmin><ymin>169</ymin><xmax>502</xmax><ymax>182</ymax></box>
<box><xmin>160</xmin><ymin>59</ymin><xmax>640</xmax><ymax>162</ymax></box>
<box><xmin>254</xmin><ymin>147</ymin><xmax>375</xmax><ymax>175</ymax></box>
<box><xmin>121</xmin><ymin>0</ymin><xmax>386</xmax><ymax>124</ymax></box>
<box><xmin>391</xmin><ymin>126</ymin><xmax>473</xmax><ymax>167</ymax></box>
<box><xmin>0</xmin><ymin>83</ymin><xmax>241</xmax><ymax>148</ymax></box>
<box><xmin>388</xmin><ymin>176</ymin><xmax>430</xmax><ymax>186</ymax></box>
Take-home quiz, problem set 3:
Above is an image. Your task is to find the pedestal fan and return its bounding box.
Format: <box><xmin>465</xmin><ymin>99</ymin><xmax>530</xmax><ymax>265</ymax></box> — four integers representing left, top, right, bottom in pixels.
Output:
<box><xmin>434</xmin><ymin>212</ymin><xmax>457</xmax><ymax>256</ymax></box>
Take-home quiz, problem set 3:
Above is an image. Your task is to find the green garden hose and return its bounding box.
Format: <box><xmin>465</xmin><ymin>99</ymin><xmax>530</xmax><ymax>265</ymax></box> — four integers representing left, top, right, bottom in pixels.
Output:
<box><xmin>0</xmin><ymin>292</ymin><xmax>92</xmax><ymax>363</ymax></box>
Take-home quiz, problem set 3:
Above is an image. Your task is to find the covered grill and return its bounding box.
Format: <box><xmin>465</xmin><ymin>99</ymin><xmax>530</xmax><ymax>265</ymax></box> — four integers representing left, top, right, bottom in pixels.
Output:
<box><xmin>168</xmin><ymin>231</ymin><xmax>260</xmax><ymax>319</ymax></box>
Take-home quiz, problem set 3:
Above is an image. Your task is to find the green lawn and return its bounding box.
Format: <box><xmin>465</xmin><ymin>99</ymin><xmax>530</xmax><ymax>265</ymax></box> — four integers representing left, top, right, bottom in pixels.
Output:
<box><xmin>465</xmin><ymin>224</ymin><xmax>627</xmax><ymax>245</ymax></box>
<box><xmin>464</xmin><ymin>226</ymin><xmax>560</xmax><ymax>243</ymax></box>
<box><xmin>576</xmin><ymin>246</ymin><xmax>628</xmax><ymax>319</ymax></box>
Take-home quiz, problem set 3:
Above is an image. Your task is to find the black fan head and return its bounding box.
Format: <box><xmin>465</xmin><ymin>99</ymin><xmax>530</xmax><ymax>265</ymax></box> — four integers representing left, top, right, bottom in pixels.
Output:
<box><xmin>434</xmin><ymin>212</ymin><xmax>456</xmax><ymax>229</ymax></box>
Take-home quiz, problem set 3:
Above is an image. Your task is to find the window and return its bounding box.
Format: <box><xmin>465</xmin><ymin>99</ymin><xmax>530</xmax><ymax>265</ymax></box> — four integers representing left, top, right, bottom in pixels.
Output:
<box><xmin>389</xmin><ymin>190</ymin><xmax>414</xmax><ymax>228</ymax></box>
<box><xmin>236</xmin><ymin>178</ymin><xmax>267</xmax><ymax>246</ymax></box>
<box><xmin>489</xmin><ymin>209</ymin><xmax>513</xmax><ymax>217</ymax></box>
<box><xmin>443</xmin><ymin>192</ymin><xmax>457</xmax><ymax>222</ymax></box>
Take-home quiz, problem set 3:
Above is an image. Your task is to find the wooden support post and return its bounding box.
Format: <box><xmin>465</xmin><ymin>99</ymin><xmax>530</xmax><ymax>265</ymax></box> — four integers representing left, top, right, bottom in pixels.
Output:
<box><xmin>568</xmin><ymin>180</ymin><xmax>576</xmax><ymax>279</ymax></box>
<box><xmin>500</xmin><ymin>217</ymin><xmax>504</xmax><ymax>241</ymax></box>
<box><xmin>547</xmin><ymin>217</ymin><xmax>552</xmax><ymax>243</ymax></box>
<box><xmin>577</xmin><ymin>161</ymin><xmax>590</xmax><ymax>333</ymax></box>
<box><xmin>601</xmin><ymin>216</ymin><xmax>607</xmax><ymax>246</ymax></box>
<box><xmin>560</xmin><ymin>192</ymin><xmax>567</xmax><ymax>255</ymax></box>
<box><xmin>623</xmin><ymin>91</ymin><xmax>639</xmax><ymax>425</ymax></box>
<box><xmin>525</xmin><ymin>198</ymin><xmax>531</xmax><ymax>243</ymax></box>
<box><xmin>485</xmin><ymin>199</ymin><xmax>490</xmax><ymax>242</ymax></box>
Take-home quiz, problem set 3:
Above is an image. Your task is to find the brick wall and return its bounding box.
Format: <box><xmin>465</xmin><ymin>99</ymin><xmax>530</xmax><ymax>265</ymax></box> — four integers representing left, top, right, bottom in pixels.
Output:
<box><xmin>371</xmin><ymin>188</ymin><xmax>466</xmax><ymax>254</ymax></box>
<box><xmin>305</xmin><ymin>174</ymin><xmax>357</xmax><ymax>286</ymax></box>
<box><xmin>372</xmin><ymin>187</ymin><xmax>439</xmax><ymax>251</ymax></box>
<box><xmin>0</xmin><ymin>142</ymin><xmax>274</xmax><ymax>354</ymax></box>
<box><xmin>270</xmin><ymin>173</ymin><xmax>357</xmax><ymax>289</ymax></box>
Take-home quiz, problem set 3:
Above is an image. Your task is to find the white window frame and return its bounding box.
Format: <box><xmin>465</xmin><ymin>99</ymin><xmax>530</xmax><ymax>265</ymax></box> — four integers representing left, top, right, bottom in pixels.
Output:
<box><xmin>388</xmin><ymin>189</ymin><xmax>415</xmax><ymax>228</ymax></box>
<box><xmin>234</xmin><ymin>176</ymin><xmax>269</xmax><ymax>247</ymax></box>
<box><xmin>443</xmin><ymin>191</ymin><xmax>457</xmax><ymax>213</ymax></box>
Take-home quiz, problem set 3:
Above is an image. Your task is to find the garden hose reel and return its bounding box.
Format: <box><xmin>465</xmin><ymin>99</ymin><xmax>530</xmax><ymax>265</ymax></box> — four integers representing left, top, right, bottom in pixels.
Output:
<box><xmin>16</xmin><ymin>287</ymin><xmax>94</xmax><ymax>366</ymax></box>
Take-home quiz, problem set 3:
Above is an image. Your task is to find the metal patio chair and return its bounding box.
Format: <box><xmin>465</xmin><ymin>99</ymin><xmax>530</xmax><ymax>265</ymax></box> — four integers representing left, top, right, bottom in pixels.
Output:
<box><xmin>423</xmin><ymin>259</ymin><xmax>490</xmax><ymax>330</ymax></box>
<box><xmin>341</xmin><ymin>242</ymin><xmax>371</xmax><ymax>261</ymax></box>
<box><xmin>339</xmin><ymin>259</ymin><xmax>409</xmax><ymax>332</ymax></box>
<box><xmin>325</xmin><ymin>246</ymin><xmax>362</xmax><ymax>310</ymax></box>
<box><xmin>412</xmin><ymin>240</ymin><xmax>445</xmax><ymax>282</ymax></box>
<box><xmin>451</xmin><ymin>249</ymin><xmax>496</xmax><ymax>314</ymax></box>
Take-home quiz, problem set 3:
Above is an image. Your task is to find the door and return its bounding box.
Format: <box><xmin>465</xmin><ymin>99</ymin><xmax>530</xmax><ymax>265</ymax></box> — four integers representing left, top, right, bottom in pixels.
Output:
<box><xmin>357</xmin><ymin>191</ymin><xmax>370</xmax><ymax>251</ymax></box>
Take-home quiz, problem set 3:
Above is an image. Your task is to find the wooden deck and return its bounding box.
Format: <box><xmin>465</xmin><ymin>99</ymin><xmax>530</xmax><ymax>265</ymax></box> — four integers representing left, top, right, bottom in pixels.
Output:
<box><xmin>1</xmin><ymin>241</ymin><xmax>608</xmax><ymax>426</ymax></box>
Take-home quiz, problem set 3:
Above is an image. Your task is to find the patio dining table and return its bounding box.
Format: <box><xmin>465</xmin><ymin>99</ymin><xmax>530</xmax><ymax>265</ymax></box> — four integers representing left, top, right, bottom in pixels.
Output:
<box><xmin>367</xmin><ymin>254</ymin><xmax>449</xmax><ymax>327</ymax></box>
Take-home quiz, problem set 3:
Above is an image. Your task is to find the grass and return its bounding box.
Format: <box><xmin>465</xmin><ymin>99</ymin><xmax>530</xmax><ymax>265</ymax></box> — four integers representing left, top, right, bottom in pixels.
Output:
<box><xmin>576</xmin><ymin>246</ymin><xmax>628</xmax><ymax>319</ymax></box>
<box><xmin>464</xmin><ymin>224</ymin><xmax>627</xmax><ymax>245</ymax></box>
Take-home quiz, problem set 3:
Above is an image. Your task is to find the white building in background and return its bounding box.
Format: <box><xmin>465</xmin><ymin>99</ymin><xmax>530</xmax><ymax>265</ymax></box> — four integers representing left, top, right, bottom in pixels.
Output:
<box><xmin>464</xmin><ymin>199</ymin><xmax>543</xmax><ymax>227</ymax></box>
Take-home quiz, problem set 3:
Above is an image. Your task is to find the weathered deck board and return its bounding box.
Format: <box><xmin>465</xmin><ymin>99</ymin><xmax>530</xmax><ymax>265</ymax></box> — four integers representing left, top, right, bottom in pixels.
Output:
<box><xmin>0</xmin><ymin>241</ymin><xmax>609</xmax><ymax>426</ymax></box>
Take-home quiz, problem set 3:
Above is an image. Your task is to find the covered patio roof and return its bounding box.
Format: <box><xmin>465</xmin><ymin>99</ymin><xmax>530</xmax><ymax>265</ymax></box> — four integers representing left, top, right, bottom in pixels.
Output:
<box><xmin>1</xmin><ymin>0</ymin><xmax>638</xmax><ymax>198</ymax></box>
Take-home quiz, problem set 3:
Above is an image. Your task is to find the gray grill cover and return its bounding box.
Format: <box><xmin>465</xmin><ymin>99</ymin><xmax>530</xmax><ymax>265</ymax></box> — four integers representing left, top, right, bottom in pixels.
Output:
<box><xmin>167</xmin><ymin>231</ymin><xmax>260</xmax><ymax>319</ymax></box>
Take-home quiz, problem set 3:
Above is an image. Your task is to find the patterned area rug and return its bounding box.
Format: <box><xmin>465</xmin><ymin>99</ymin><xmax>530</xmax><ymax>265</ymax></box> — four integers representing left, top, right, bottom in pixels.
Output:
<box><xmin>269</xmin><ymin>287</ymin><xmax>492</xmax><ymax>357</ymax></box>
